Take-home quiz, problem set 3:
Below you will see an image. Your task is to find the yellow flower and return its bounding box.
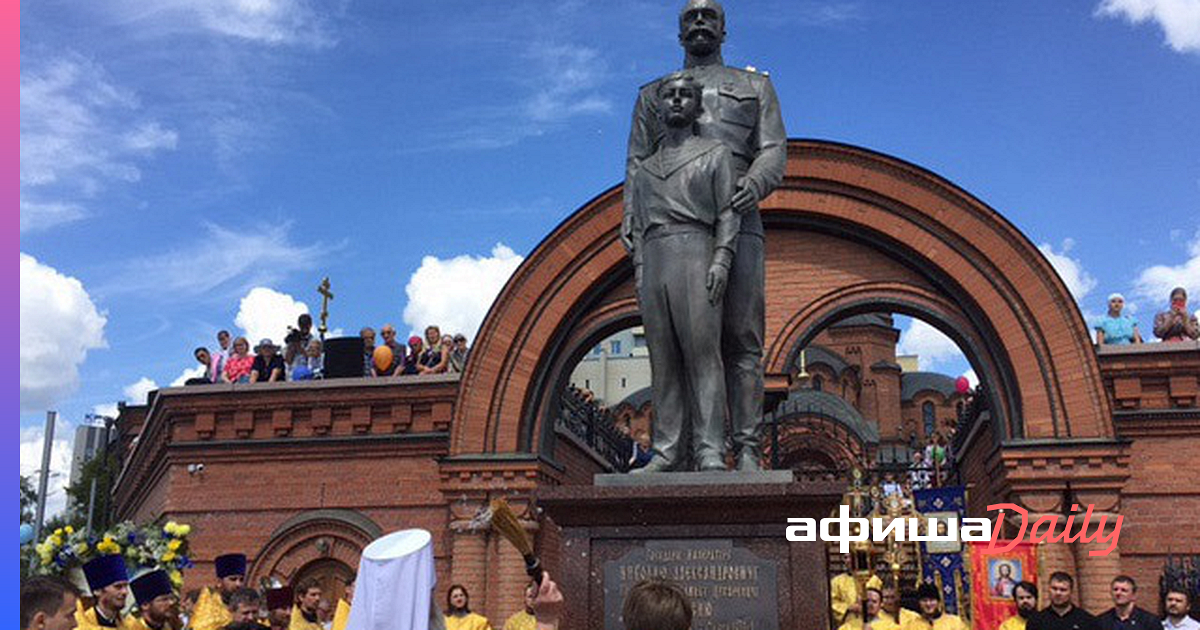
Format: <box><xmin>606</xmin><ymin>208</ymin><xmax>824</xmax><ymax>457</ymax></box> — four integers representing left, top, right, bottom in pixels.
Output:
<box><xmin>96</xmin><ymin>538</ymin><xmax>122</xmax><ymax>555</ymax></box>
<box><xmin>162</xmin><ymin>551</ymin><xmax>176</xmax><ymax>563</ymax></box>
<box><xmin>54</xmin><ymin>528</ymin><xmax>63</xmax><ymax>536</ymax></box>
<box><xmin>64</xmin><ymin>526</ymin><xmax>75</xmax><ymax>535</ymax></box>
<box><xmin>169</xmin><ymin>570</ymin><xmax>182</xmax><ymax>587</ymax></box>
<box><xmin>178</xmin><ymin>524</ymin><xmax>191</xmax><ymax>537</ymax></box>
<box><xmin>168</xmin><ymin>539</ymin><xmax>182</xmax><ymax>551</ymax></box>
<box><xmin>74</xmin><ymin>543</ymin><xmax>89</xmax><ymax>555</ymax></box>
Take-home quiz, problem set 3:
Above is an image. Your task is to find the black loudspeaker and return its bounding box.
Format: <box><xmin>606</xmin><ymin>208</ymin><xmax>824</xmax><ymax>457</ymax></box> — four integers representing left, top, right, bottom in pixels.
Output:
<box><xmin>323</xmin><ymin>336</ymin><xmax>364</xmax><ymax>379</ymax></box>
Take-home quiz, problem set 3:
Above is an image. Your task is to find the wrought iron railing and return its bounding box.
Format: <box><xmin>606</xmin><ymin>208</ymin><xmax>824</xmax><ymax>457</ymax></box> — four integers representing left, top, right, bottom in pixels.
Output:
<box><xmin>951</xmin><ymin>383</ymin><xmax>988</xmax><ymax>457</ymax></box>
<box><xmin>556</xmin><ymin>389</ymin><xmax>633</xmax><ymax>473</ymax></box>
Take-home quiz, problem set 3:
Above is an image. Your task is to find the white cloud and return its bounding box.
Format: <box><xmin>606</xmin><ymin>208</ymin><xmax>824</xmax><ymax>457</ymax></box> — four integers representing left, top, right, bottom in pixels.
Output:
<box><xmin>427</xmin><ymin>41</ymin><xmax>612</xmax><ymax>151</ymax></box>
<box><xmin>20</xmin><ymin>254</ymin><xmax>108</xmax><ymax>412</ymax></box>
<box><xmin>1132</xmin><ymin>229</ymin><xmax>1200</xmax><ymax>305</ymax></box>
<box><xmin>106</xmin><ymin>0</ymin><xmax>335</xmax><ymax>48</ymax></box>
<box><xmin>103</xmin><ymin>222</ymin><xmax>330</xmax><ymax>300</ymax></box>
<box><xmin>1096</xmin><ymin>0</ymin><xmax>1200</xmax><ymax>53</ymax></box>
<box><xmin>123</xmin><ymin>377</ymin><xmax>158</xmax><ymax>405</ymax></box>
<box><xmin>194</xmin><ymin>0</ymin><xmax>334</xmax><ymax>47</ymax></box>
<box><xmin>20</xmin><ymin>54</ymin><xmax>177</xmax><ymax>231</ymax></box>
<box><xmin>523</xmin><ymin>43</ymin><xmax>613</xmax><ymax>123</ymax></box>
<box><xmin>896</xmin><ymin>320</ymin><xmax>965</xmax><ymax>371</ymax></box>
<box><xmin>92</xmin><ymin>402</ymin><xmax>120</xmax><ymax>419</ymax></box>
<box><xmin>1038</xmin><ymin>239</ymin><xmax>1097</xmax><ymax>302</ymax></box>
<box><xmin>750</xmin><ymin>1</ymin><xmax>868</xmax><ymax>28</ymax></box>
<box><xmin>171</xmin><ymin>365</ymin><xmax>208</xmax><ymax>386</ymax></box>
<box><xmin>962</xmin><ymin>369</ymin><xmax>979</xmax><ymax>389</ymax></box>
<box><xmin>20</xmin><ymin>419</ymin><xmax>76</xmax><ymax>517</ymax></box>
<box><xmin>402</xmin><ymin>244</ymin><xmax>525</xmax><ymax>340</ymax></box>
<box><xmin>234</xmin><ymin>287</ymin><xmax>310</xmax><ymax>345</ymax></box>
<box><xmin>96</xmin><ymin>366</ymin><xmax>205</xmax><ymax>416</ymax></box>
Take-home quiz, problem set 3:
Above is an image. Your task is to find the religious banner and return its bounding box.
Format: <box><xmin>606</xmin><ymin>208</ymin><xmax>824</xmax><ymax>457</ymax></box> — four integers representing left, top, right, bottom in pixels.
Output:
<box><xmin>969</xmin><ymin>540</ymin><xmax>1038</xmax><ymax>630</ymax></box>
<box><xmin>913</xmin><ymin>487</ymin><xmax>970</xmax><ymax>617</ymax></box>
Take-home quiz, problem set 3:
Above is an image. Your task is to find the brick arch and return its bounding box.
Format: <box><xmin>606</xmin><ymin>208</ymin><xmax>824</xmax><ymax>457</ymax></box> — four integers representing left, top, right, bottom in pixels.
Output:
<box><xmin>767</xmin><ymin>282</ymin><xmax>1019</xmax><ymax>438</ymax></box>
<box><xmin>452</xmin><ymin>139</ymin><xmax>1111</xmax><ymax>460</ymax></box>
<box><xmin>763</xmin><ymin>417</ymin><xmax>868</xmax><ymax>473</ymax></box>
<box><xmin>250</xmin><ymin>509</ymin><xmax>380</xmax><ymax>584</ymax></box>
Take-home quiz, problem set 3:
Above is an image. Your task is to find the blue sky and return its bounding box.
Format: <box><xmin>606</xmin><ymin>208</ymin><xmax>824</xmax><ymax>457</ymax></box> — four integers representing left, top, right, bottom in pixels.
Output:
<box><xmin>20</xmin><ymin>1</ymin><xmax>1200</xmax><ymax>511</ymax></box>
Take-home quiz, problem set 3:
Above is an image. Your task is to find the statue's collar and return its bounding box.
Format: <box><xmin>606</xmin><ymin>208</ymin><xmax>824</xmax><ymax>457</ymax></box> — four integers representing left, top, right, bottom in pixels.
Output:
<box><xmin>644</xmin><ymin>137</ymin><xmax>723</xmax><ymax>179</ymax></box>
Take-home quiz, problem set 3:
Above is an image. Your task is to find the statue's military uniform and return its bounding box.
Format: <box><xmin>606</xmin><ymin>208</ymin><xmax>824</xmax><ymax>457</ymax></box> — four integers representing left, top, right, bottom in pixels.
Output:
<box><xmin>625</xmin><ymin>63</ymin><xmax>786</xmax><ymax>468</ymax></box>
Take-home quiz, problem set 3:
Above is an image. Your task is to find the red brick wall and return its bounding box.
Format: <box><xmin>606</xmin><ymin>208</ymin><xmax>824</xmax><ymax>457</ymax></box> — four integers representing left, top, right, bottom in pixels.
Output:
<box><xmin>1115</xmin><ymin>433</ymin><xmax>1200</xmax><ymax>610</ymax></box>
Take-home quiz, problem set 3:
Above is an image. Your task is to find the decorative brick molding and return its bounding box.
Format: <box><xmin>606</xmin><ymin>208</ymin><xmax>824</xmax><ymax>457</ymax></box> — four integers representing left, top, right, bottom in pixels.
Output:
<box><xmin>113</xmin><ymin>376</ymin><xmax>458</xmax><ymax>520</ymax></box>
<box><xmin>997</xmin><ymin>439</ymin><xmax>1131</xmax><ymax>511</ymax></box>
<box><xmin>251</xmin><ymin>509</ymin><xmax>383</xmax><ymax>583</ymax></box>
<box><xmin>1098</xmin><ymin>342</ymin><xmax>1200</xmax><ymax>414</ymax></box>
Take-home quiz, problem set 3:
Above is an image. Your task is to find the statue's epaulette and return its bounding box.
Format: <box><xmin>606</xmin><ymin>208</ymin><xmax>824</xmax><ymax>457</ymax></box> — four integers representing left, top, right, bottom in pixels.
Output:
<box><xmin>740</xmin><ymin>64</ymin><xmax>771</xmax><ymax>78</ymax></box>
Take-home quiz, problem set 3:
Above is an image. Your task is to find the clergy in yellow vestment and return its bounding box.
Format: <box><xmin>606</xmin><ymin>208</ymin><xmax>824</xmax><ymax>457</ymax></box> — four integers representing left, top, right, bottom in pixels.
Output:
<box><xmin>264</xmin><ymin>587</ymin><xmax>294</xmax><ymax>630</ymax></box>
<box><xmin>901</xmin><ymin>584</ymin><xmax>969</xmax><ymax>630</ymax></box>
<box><xmin>998</xmin><ymin>615</ymin><xmax>1026</xmax><ymax>630</ymax></box>
<box><xmin>188</xmin><ymin>587</ymin><xmax>230</xmax><ymax>630</ymax></box>
<box><xmin>128</xmin><ymin>570</ymin><xmax>178</xmax><ymax>630</ymax></box>
<box><xmin>831</xmin><ymin>572</ymin><xmax>860</xmax><ymax>626</ymax></box>
<box><xmin>838</xmin><ymin>589</ymin><xmax>900</xmax><ymax>630</ymax></box>
<box><xmin>502</xmin><ymin>582</ymin><xmax>539</xmax><ymax>630</ymax></box>
<box><xmin>76</xmin><ymin>555</ymin><xmax>138</xmax><ymax>630</ymax></box>
<box><xmin>290</xmin><ymin>579</ymin><xmax>325</xmax><ymax>630</ymax></box>
<box><xmin>329</xmin><ymin>575</ymin><xmax>354</xmax><ymax>630</ymax></box>
<box><xmin>288</xmin><ymin>605</ymin><xmax>323</xmax><ymax>630</ymax></box>
<box><xmin>997</xmin><ymin>581</ymin><xmax>1039</xmax><ymax>630</ymax></box>
<box><xmin>880</xmin><ymin>585</ymin><xmax>921</xmax><ymax>629</ymax></box>
<box><xmin>331</xmin><ymin>599</ymin><xmax>351</xmax><ymax>630</ymax></box>
<box><xmin>191</xmin><ymin>553</ymin><xmax>249</xmax><ymax>630</ymax></box>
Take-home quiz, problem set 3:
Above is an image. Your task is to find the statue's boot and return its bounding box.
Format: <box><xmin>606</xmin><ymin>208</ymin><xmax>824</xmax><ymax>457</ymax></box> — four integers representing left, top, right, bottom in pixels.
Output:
<box><xmin>695</xmin><ymin>453</ymin><xmax>726</xmax><ymax>472</ymax></box>
<box><xmin>630</xmin><ymin>455</ymin><xmax>675</xmax><ymax>474</ymax></box>
<box><xmin>736</xmin><ymin>450</ymin><xmax>762</xmax><ymax>472</ymax></box>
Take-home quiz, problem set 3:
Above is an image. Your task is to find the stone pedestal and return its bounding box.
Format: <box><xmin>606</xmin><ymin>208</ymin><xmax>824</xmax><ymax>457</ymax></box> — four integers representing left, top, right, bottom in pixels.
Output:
<box><xmin>538</xmin><ymin>472</ymin><xmax>845</xmax><ymax>630</ymax></box>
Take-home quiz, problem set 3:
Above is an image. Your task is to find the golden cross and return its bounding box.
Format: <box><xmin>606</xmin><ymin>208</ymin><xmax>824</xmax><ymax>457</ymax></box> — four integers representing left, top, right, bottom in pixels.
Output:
<box><xmin>317</xmin><ymin>277</ymin><xmax>334</xmax><ymax>340</ymax></box>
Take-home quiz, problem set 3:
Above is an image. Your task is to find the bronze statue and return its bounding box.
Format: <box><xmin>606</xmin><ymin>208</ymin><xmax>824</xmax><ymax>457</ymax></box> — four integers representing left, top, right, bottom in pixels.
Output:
<box><xmin>624</xmin><ymin>0</ymin><xmax>787</xmax><ymax>471</ymax></box>
<box><xmin>627</xmin><ymin>72</ymin><xmax>738</xmax><ymax>473</ymax></box>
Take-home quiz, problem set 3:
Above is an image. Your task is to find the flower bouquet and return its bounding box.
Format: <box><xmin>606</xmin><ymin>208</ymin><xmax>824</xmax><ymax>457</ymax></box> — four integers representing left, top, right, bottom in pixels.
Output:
<box><xmin>31</xmin><ymin>520</ymin><xmax>195</xmax><ymax>587</ymax></box>
<box><xmin>119</xmin><ymin>520</ymin><xmax>195</xmax><ymax>586</ymax></box>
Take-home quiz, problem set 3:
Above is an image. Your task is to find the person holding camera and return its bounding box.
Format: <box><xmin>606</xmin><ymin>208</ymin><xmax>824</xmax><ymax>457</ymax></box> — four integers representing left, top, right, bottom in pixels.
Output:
<box><xmin>284</xmin><ymin>313</ymin><xmax>315</xmax><ymax>376</ymax></box>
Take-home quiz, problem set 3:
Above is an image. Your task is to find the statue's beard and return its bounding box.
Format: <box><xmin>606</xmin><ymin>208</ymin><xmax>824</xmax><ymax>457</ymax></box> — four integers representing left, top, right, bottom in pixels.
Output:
<box><xmin>682</xmin><ymin>27</ymin><xmax>720</xmax><ymax>56</ymax></box>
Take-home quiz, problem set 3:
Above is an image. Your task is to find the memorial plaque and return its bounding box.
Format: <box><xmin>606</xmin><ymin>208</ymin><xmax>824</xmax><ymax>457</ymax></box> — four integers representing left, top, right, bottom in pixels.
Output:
<box><xmin>603</xmin><ymin>539</ymin><xmax>778</xmax><ymax>630</ymax></box>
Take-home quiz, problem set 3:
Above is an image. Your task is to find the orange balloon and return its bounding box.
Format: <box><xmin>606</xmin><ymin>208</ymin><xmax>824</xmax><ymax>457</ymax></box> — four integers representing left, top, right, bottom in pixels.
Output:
<box><xmin>373</xmin><ymin>345</ymin><xmax>393</xmax><ymax>372</ymax></box>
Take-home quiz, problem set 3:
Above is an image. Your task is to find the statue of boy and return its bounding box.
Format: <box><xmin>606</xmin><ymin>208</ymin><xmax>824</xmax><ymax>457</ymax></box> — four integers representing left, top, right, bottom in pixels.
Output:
<box><xmin>627</xmin><ymin>72</ymin><xmax>739</xmax><ymax>472</ymax></box>
<box><xmin>624</xmin><ymin>0</ymin><xmax>787</xmax><ymax>471</ymax></box>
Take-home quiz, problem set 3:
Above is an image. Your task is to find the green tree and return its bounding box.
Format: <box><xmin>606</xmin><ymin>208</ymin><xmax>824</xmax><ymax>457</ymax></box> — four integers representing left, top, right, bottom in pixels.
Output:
<box><xmin>64</xmin><ymin>448</ymin><xmax>122</xmax><ymax>532</ymax></box>
<box><xmin>21</xmin><ymin>475</ymin><xmax>37</xmax><ymax>524</ymax></box>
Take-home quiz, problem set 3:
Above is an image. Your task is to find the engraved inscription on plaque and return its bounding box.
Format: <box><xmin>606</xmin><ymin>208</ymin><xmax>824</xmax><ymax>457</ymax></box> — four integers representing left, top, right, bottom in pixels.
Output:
<box><xmin>602</xmin><ymin>540</ymin><xmax>779</xmax><ymax>630</ymax></box>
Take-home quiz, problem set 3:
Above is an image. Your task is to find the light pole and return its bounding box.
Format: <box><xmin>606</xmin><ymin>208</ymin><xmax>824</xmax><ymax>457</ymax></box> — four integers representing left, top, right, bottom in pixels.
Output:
<box><xmin>33</xmin><ymin>411</ymin><xmax>57</xmax><ymax>545</ymax></box>
<box><xmin>84</xmin><ymin>413</ymin><xmax>117</xmax><ymax>535</ymax></box>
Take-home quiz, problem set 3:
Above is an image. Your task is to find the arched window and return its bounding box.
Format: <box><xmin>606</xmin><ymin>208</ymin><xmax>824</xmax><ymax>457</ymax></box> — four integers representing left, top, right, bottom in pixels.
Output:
<box><xmin>812</xmin><ymin>375</ymin><xmax>823</xmax><ymax>391</ymax></box>
<box><xmin>922</xmin><ymin>401</ymin><xmax>936</xmax><ymax>437</ymax></box>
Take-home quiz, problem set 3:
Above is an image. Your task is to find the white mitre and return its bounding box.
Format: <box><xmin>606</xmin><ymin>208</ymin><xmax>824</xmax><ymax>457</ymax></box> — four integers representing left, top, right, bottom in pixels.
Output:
<box><xmin>345</xmin><ymin>528</ymin><xmax>437</xmax><ymax>630</ymax></box>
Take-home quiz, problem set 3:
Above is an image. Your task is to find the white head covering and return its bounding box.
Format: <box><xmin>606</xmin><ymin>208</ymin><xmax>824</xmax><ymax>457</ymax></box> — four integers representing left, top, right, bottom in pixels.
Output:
<box><xmin>345</xmin><ymin>529</ymin><xmax>436</xmax><ymax>630</ymax></box>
